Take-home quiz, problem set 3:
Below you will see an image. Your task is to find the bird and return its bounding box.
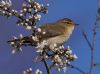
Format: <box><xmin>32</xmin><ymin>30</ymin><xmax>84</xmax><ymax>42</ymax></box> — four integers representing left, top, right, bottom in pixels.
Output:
<box><xmin>37</xmin><ymin>18</ymin><xmax>78</xmax><ymax>52</ymax></box>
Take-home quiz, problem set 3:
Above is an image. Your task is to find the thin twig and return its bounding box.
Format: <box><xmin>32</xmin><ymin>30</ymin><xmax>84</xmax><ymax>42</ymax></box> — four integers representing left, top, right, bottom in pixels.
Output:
<box><xmin>68</xmin><ymin>64</ymin><xmax>86</xmax><ymax>74</ymax></box>
<box><xmin>82</xmin><ymin>31</ymin><xmax>94</xmax><ymax>74</ymax></box>
<box><xmin>42</xmin><ymin>59</ymin><xmax>51</xmax><ymax>74</ymax></box>
<box><xmin>89</xmin><ymin>49</ymin><xmax>94</xmax><ymax>74</ymax></box>
<box><xmin>82</xmin><ymin>31</ymin><xmax>95</xmax><ymax>74</ymax></box>
<box><xmin>82</xmin><ymin>31</ymin><xmax>93</xmax><ymax>50</ymax></box>
<box><xmin>94</xmin><ymin>63</ymin><xmax>100</xmax><ymax>67</ymax></box>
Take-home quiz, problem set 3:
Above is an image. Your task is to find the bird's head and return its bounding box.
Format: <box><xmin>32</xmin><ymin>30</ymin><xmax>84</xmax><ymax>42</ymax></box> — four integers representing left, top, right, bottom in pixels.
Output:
<box><xmin>57</xmin><ymin>18</ymin><xmax>79</xmax><ymax>27</ymax></box>
<box><xmin>56</xmin><ymin>18</ymin><xmax>79</xmax><ymax>34</ymax></box>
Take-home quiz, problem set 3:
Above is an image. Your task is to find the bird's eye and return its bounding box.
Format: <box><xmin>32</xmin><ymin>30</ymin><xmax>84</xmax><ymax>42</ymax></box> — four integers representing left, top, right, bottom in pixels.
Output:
<box><xmin>63</xmin><ymin>21</ymin><xmax>71</xmax><ymax>24</ymax></box>
<box><xmin>66</xmin><ymin>22</ymin><xmax>71</xmax><ymax>24</ymax></box>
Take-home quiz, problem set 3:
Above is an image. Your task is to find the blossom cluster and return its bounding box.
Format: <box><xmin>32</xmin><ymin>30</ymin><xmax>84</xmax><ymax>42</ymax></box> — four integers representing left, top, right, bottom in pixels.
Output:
<box><xmin>0</xmin><ymin>0</ymin><xmax>48</xmax><ymax>29</ymax></box>
<box><xmin>23</xmin><ymin>68</ymin><xmax>32</xmax><ymax>74</ymax></box>
<box><xmin>0</xmin><ymin>0</ymin><xmax>77</xmax><ymax>74</ymax></box>
<box><xmin>35</xmin><ymin>44</ymin><xmax>77</xmax><ymax>72</ymax></box>
<box><xmin>23</xmin><ymin>68</ymin><xmax>42</xmax><ymax>74</ymax></box>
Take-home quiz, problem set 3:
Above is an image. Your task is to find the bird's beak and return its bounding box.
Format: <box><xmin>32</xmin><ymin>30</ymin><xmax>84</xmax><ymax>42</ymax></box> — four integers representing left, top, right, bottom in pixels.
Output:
<box><xmin>75</xmin><ymin>23</ymin><xmax>79</xmax><ymax>26</ymax></box>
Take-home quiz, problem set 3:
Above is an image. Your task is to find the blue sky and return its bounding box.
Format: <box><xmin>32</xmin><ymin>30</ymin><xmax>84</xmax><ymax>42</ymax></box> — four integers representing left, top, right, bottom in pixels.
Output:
<box><xmin>0</xmin><ymin>0</ymin><xmax>100</xmax><ymax>74</ymax></box>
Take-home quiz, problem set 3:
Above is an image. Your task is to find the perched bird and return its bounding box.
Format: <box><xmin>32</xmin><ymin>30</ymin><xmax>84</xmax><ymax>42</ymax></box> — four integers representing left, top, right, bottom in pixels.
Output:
<box><xmin>37</xmin><ymin>18</ymin><xmax>78</xmax><ymax>52</ymax></box>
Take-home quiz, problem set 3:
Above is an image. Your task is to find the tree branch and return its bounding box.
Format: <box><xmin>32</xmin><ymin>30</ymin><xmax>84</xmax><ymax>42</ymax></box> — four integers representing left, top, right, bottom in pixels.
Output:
<box><xmin>42</xmin><ymin>59</ymin><xmax>51</xmax><ymax>74</ymax></box>
<box><xmin>89</xmin><ymin>15</ymin><xmax>98</xmax><ymax>74</ymax></box>
<box><xmin>82</xmin><ymin>31</ymin><xmax>93</xmax><ymax>50</ymax></box>
<box><xmin>82</xmin><ymin>31</ymin><xmax>94</xmax><ymax>74</ymax></box>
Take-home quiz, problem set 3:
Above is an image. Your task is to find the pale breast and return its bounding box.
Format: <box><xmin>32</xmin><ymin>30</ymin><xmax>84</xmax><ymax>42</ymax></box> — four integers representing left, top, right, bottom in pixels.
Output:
<box><xmin>47</xmin><ymin>26</ymin><xmax>74</xmax><ymax>51</ymax></box>
<box><xmin>46</xmin><ymin>35</ymin><xmax>68</xmax><ymax>50</ymax></box>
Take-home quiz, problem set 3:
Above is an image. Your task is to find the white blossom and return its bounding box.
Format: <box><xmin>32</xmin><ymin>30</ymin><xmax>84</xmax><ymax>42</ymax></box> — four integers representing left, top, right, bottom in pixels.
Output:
<box><xmin>19</xmin><ymin>47</ymin><xmax>22</xmax><ymax>51</ymax></box>
<box><xmin>19</xmin><ymin>34</ymin><xmax>23</xmax><ymax>38</ymax></box>
<box><xmin>12</xmin><ymin>9</ymin><xmax>14</xmax><ymax>12</ymax></box>
<box><xmin>32</xmin><ymin>36</ymin><xmax>38</xmax><ymax>41</ymax></box>
<box><xmin>68</xmin><ymin>50</ymin><xmax>72</xmax><ymax>54</ymax></box>
<box><xmin>65</xmin><ymin>59</ymin><xmax>68</xmax><ymax>63</ymax></box>
<box><xmin>65</xmin><ymin>54</ymin><xmax>68</xmax><ymax>58</ymax></box>
<box><xmin>34</xmin><ymin>9</ymin><xmax>38</xmax><ymax>12</ymax></box>
<box><xmin>22</xmin><ymin>3</ymin><xmax>26</xmax><ymax>7</ymax></box>
<box><xmin>14</xmin><ymin>10</ymin><xmax>18</xmax><ymax>13</ymax></box>
<box><xmin>37</xmin><ymin>14</ymin><xmax>41</xmax><ymax>20</ymax></box>
<box><xmin>59</xmin><ymin>46</ymin><xmax>62</xmax><ymax>49</ymax></box>
<box><xmin>20</xmin><ymin>22</ymin><xmax>24</xmax><ymax>25</ymax></box>
<box><xmin>12</xmin><ymin>50</ymin><xmax>16</xmax><ymax>54</ymax></box>
<box><xmin>23</xmin><ymin>8</ymin><xmax>27</xmax><ymax>12</ymax></box>
<box><xmin>6</xmin><ymin>0</ymin><xmax>12</xmax><ymax>7</ymax></box>
<box><xmin>62</xmin><ymin>45</ymin><xmax>64</xmax><ymax>49</ymax></box>
<box><xmin>37</xmin><ymin>5</ymin><xmax>41</xmax><ymax>9</ymax></box>
<box><xmin>34</xmin><ymin>2</ymin><xmax>41</xmax><ymax>10</ymax></box>
<box><xmin>9</xmin><ymin>13</ymin><xmax>12</xmax><ymax>16</ymax></box>
<box><xmin>1</xmin><ymin>0</ymin><xmax>12</xmax><ymax>7</ymax></box>
<box><xmin>26</xmin><ymin>19</ymin><xmax>29</xmax><ymax>22</ymax></box>
<box><xmin>25</xmin><ymin>23</ymin><xmax>28</xmax><ymax>26</ymax></box>
<box><xmin>55</xmin><ymin>63</ymin><xmax>59</xmax><ymax>66</ymax></box>
<box><xmin>29</xmin><ymin>68</ymin><xmax>32</xmax><ymax>71</ymax></box>
<box><xmin>37</xmin><ymin>28</ymin><xmax>41</xmax><ymax>32</ymax></box>
<box><xmin>59</xmin><ymin>45</ymin><xmax>64</xmax><ymax>49</ymax></box>
<box><xmin>20</xmin><ymin>10</ymin><xmax>23</xmax><ymax>13</ymax></box>
<box><xmin>73</xmin><ymin>54</ymin><xmax>78</xmax><ymax>59</ymax></box>
<box><xmin>10</xmin><ymin>42</ymin><xmax>15</xmax><ymax>45</ymax></box>
<box><xmin>54</xmin><ymin>55</ymin><xmax>62</xmax><ymax>63</ymax></box>
<box><xmin>19</xmin><ymin>13</ymin><xmax>23</xmax><ymax>16</ymax></box>
<box><xmin>67</xmin><ymin>45</ymin><xmax>71</xmax><ymax>50</ymax></box>
<box><xmin>13</xmin><ymin>36</ymin><xmax>17</xmax><ymax>39</ymax></box>
<box><xmin>23</xmin><ymin>68</ymin><xmax>32</xmax><ymax>74</ymax></box>
<box><xmin>1</xmin><ymin>0</ymin><xmax>6</xmax><ymax>5</ymax></box>
<box><xmin>35</xmin><ymin>69</ymin><xmax>42</xmax><ymax>74</ymax></box>
<box><xmin>26</xmin><ymin>26</ymin><xmax>32</xmax><ymax>30</ymax></box>
<box><xmin>42</xmin><ymin>31</ymin><xmax>46</xmax><ymax>35</ymax></box>
<box><xmin>28</xmin><ymin>4</ymin><xmax>31</xmax><ymax>8</ymax></box>
<box><xmin>17</xmin><ymin>24</ymin><xmax>20</xmax><ymax>26</ymax></box>
<box><xmin>33</xmin><ymin>26</ymin><xmax>37</xmax><ymax>29</ymax></box>
<box><xmin>57</xmin><ymin>68</ymin><xmax>61</xmax><ymax>72</ymax></box>
<box><xmin>47</xmin><ymin>3</ymin><xmax>50</xmax><ymax>6</ymax></box>
<box><xmin>2</xmin><ymin>11</ymin><xmax>5</xmax><ymax>14</ymax></box>
<box><xmin>23</xmin><ymin>71</ymin><xmax>26</xmax><ymax>74</ymax></box>
<box><xmin>28</xmin><ymin>0</ymin><xmax>31</xmax><ymax>2</ymax></box>
<box><xmin>28</xmin><ymin>8</ymin><xmax>32</xmax><ymax>12</ymax></box>
<box><xmin>45</xmin><ymin>55</ymin><xmax>48</xmax><ymax>59</ymax></box>
<box><xmin>63</xmin><ymin>67</ymin><xmax>67</xmax><ymax>73</ymax></box>
<box><xmin>46</xmin><ymin>10</ymin><xmax>48</xmax><ymax>14</ymax></box>
<box><xmin>53</xmin><ymin>48</ymin><xmax>59</xmax><ymax>52</ymax></box>
<box><xmin>36</xmin><ymin>40</ymin><xmax>48</xmax><ymax>53</ymax></box>
<box><xmin>34</xmin><ymin>14</ymin><xmax>41</xmax><ymax>20</ymax></box>
<box><xmin>4</xmin><ymin>7</ymin><xmax>7</xmax><ymax>10</ymax></box>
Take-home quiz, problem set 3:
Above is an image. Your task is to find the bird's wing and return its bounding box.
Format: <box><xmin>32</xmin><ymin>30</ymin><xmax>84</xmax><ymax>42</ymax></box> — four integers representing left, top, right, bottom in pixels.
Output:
<box><xmin>39</xmin><ymin>23</ymin><xmax>65</xmax><ymax>39</ymax></box>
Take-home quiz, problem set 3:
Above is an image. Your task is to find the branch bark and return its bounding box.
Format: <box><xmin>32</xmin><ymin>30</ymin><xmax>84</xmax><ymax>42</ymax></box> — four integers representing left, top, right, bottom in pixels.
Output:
<box><xmin>43</xmin><ymin>59</ymin><xmax>51</xmax><ymax>74</ymax></box>
<box><xmin>82</xmin><ymin>31</ymin><xmax>94</xmax><ymax>74</ymax></box>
